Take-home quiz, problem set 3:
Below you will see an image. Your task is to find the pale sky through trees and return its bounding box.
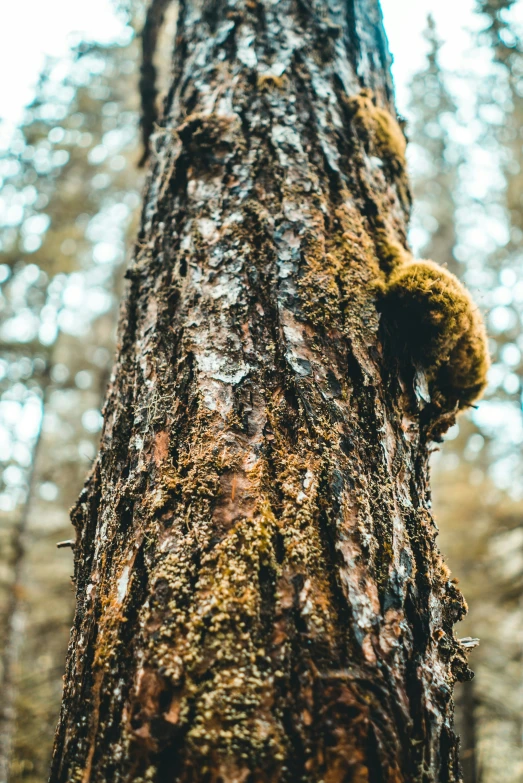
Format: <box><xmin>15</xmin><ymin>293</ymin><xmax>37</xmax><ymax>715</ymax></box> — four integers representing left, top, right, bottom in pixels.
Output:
<box><xmin>0</xmin><ymin>0</ymin><xmax>509</xmax><ymax>137</ymax></box>
<box><xmin>0</xmin><ymin>0</ymin><xmax>130</xmax><ymax>142</ymax></box>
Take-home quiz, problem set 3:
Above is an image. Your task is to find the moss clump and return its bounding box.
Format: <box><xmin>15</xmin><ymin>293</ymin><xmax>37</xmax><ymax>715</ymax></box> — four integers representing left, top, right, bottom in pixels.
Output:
<box><xmin>380</xmin><ymin>259</ymin><xmax>490</xmax><ymax>411</ymax></box>
<box><xmin>346</xmin><ymin>89</ymin><xmax>407</xmax><ymax>167</ymax></box>
<box><xmin>297</xmin><ymin>203</ymin><xmax>382</xmax><ymax>339</ymax></box>
<box><xmin>256</xmin><ymin>73</ymin><xmax>287</xmax><ymax>91</ymax></box>
<box><xmin>373</xmin><ymin>225</ymin><xmax>411</xmax><ymax>274</ymax></box>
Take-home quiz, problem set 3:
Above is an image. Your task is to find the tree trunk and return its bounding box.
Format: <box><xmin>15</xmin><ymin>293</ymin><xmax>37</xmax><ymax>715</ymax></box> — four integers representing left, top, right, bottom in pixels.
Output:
<box><xmin>454</xmin><ymin>681</ymin><xmax>478</xmax><ymax>783</ymax></box>
<box><xmin>50</xmin><ymin>1</ymin><xmax>472</xmax><ymax>780</ymax></box>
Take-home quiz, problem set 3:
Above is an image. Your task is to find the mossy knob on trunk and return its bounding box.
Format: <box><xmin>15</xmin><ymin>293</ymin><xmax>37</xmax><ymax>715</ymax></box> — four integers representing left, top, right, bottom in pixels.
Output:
<box><xmin>379</xmin><ymin>259</ymin><xmax>490</xmax><ymax>413</ymax></box>
<box><xmin>346</xmin><ymin>88</ymin><xmax>407</xmax><ymax>166</ymax></box>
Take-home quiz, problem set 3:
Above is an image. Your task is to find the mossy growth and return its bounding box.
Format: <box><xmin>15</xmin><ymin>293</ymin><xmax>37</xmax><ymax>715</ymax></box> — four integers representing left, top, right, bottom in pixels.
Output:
<box><xmin>346</xmin><ymin>89</ymin><xmax>407</xmax><ymax>168</ymax></box>
<box><xmin>373</xmin><ymin>225</ymin><xmax>411</xmax><ymax>275</ymax></box>
<box><xmin>379</xmin><ymin>259</ymin><xmax>490</xmax><ymax>413</ymax></box>
<box><xmin>256</xmin><ymin>73</ymin><xmax>287</xmax><ymax>91</ymax></box>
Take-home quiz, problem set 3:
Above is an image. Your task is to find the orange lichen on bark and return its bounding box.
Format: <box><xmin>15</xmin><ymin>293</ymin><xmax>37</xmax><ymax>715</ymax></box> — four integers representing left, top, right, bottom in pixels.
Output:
<box><xmin>256</xmin><ymin>73</ymin><xmax>287</xmax><ymax>91</ymax></box>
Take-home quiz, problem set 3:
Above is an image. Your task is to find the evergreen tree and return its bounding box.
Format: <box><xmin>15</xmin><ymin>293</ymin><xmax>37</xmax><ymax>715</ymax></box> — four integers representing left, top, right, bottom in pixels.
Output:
<box><xmin>0</xmin><ymin>33</ymin><xmax>142</xmax><ymax>782</ymax></box>
<box><xmin>406</xmin><ymin>7</ymin><xmax>523</xmax><ymax>782</ymax></box>
<box><xmin>408</xmin><ymin>15</ymin><xmax>461</xmax><ymax>274</ymax></box>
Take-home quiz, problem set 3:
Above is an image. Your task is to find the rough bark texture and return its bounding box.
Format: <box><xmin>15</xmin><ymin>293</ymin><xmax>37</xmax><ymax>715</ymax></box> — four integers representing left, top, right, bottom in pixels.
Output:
<box><xmin>51</xmin><ymin>1</ymin><xmax>472</xmax><ymax>781</ymax></box>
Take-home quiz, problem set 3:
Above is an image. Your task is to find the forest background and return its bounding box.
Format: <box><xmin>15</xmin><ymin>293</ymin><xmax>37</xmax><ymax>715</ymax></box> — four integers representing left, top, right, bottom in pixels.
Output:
<box><xmin>0</xmin><ymin>1</ymin><xmax>522</xmax><ymax>781</ymax></box>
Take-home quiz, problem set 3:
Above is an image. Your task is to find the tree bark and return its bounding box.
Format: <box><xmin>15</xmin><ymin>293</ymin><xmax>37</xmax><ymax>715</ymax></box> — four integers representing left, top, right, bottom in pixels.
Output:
<box><xmin>50</xmin><ymin>1</ymin><xmax>471</xmax><ymax>780</ymax></box>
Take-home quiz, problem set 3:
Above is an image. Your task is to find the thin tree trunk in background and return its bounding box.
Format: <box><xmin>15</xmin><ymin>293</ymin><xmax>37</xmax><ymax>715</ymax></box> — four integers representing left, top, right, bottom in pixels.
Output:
<box><xmin>50</xmin><ymin>0</ymin><xmax>471</xmax><ymax>780</ymax></box>
<box><xmin>0</xmin><ymin>380</ymin><xmax>47</xmax><ymax>783</ymax></box>
<box><xmin>0</xmin><ymin>515</ymin><xmax>27</xmax><ymax>783</ymax></box>
<box><xmin>455</xmin><ymin>681</ymin><xmax>478</xmax><ymax>783</ymax></box>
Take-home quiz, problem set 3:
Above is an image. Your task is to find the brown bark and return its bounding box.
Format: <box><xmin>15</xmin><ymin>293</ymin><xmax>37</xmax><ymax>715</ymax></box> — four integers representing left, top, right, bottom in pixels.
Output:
<box><xmin>51</xmin><ymin>1</ymin><xmax>472</xmax><ymax>780</ymax></box>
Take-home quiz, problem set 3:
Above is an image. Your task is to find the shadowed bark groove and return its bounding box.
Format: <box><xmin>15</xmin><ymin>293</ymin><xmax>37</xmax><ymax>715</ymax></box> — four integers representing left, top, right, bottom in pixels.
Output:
<box><xmin>50</xmin><ymin>0</ymin><xmax>472</xmax><ymax>781</ymax></box>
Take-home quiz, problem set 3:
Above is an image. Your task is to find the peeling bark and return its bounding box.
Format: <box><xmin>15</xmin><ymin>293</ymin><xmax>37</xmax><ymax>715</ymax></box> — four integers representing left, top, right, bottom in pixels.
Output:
<box><xmin>51</xmin><ymin>1</ymin><xmax>471</xmax><ymax>781</ymax></box>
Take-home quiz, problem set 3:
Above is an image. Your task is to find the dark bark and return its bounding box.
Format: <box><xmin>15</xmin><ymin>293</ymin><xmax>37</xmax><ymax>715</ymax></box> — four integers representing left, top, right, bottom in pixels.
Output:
<box><xmin>51</xmin><ymin>1</ymin><xmax>472</xmax><ymax>780</ymax></box>
<box><xmin>139</xmin><ymin>0</ymin><xmax>174</xmax><ymax>165</ymax></box>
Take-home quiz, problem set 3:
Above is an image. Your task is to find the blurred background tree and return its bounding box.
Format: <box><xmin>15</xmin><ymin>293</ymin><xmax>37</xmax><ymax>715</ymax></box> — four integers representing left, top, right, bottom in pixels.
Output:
<box><xmin>408</xmin><ymin>4</ymin><xmax>523</xmax><ymax>781</ymax></box>
<box><xmin>0</xmin><ymin>1</ymin><xmax>522</xmax><ymax>781</ymax></box>
<box><xmin>0</xmin><ymin>22</ymin><xmax>143</xmax><ymax>783</ymax></box>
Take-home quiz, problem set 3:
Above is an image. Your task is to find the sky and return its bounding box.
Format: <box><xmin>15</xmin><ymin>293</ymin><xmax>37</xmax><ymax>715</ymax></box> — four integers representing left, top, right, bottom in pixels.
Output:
<box><xmin>0</xmin><ymin>0</ymin><xmax>496</xmax><ymax>134</ymax></box>
<box><xmin>381</xmin><ymin>0</ymin><xmax>481</xmax><ymax>110</ymax></box>
<box><xmin>0</xmin><ymin>0</ymin><xmax>130</xmax><ymax>136</ymax></box>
